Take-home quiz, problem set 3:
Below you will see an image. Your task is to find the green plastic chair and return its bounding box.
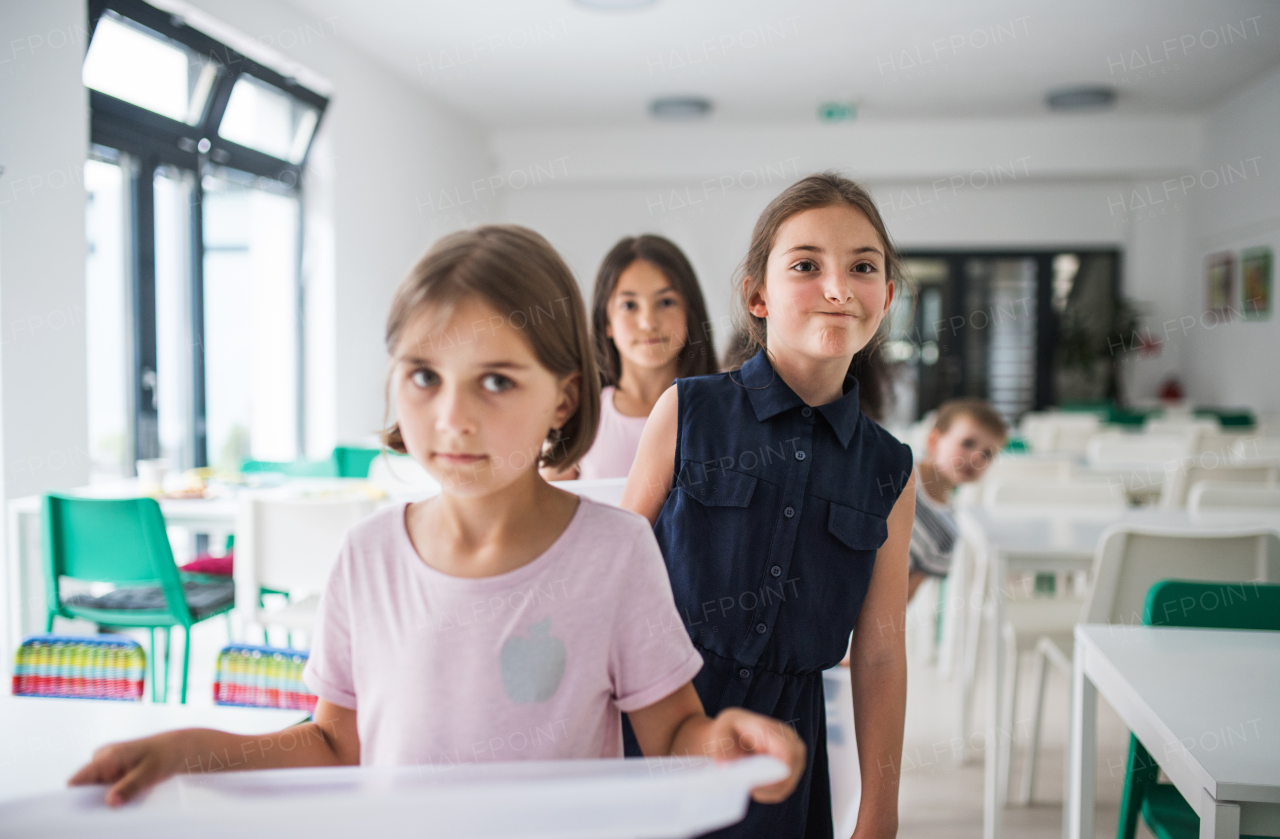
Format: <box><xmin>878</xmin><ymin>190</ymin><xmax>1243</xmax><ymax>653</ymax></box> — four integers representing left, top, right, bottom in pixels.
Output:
<box><xmin>1116</xmin><ymin>580</ymin><xmax>1280</xmax><ymax>839</ymax></box>
<box><xmin>332</xmin><ymin>446</ymin><xmax>381</xmax><ymax>479</ymax></box>
<box><xmin>42</xmin><ymin>494</ymin><xmax>236</xmax><ymax>703</ymax></box>
<box><xmin>241</xmin><ymin>458</ymin><xmax>338</xmax><ymax>478</ymax></box>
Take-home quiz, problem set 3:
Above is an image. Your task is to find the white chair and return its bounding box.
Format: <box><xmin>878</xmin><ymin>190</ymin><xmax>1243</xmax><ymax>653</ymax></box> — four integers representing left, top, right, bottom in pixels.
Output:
<box><xmin>555</xmin><ymin>477</ymin><xmax>627</xmax><ymax>507</ymax></box>
<box><xmin>1018</xmin><ymin>413</ymin><xmax>1100</xmax><ymax>456</ymax></box>
<box><xmin>1018</xmin><ymin>524</ymin><xmax>1280</xmax><ymax>804</ymax></box>
<box><xmin>1233</xmin><ymin>437</ymin><xmax>1280</xmax><ymax>462</ymax></box>
<box><xmin>982</xmin><ymin>479</ymin><xmax>1127</xmax><ymax>510</ymax></box>
<box><xmin>1085</xmin><ymin>432</ymin><xmax>1193</xmax><ymax>468</ymax></box>
<box><xmin>984</xmin><ymin>455</ymin><xmax>1075</xmax><ymax>483</ymax></box>
<box><xmin>1188</xmin><ymin>481</ymin><xmax>1280</xmax><ymax>513</ymax></box>
<box><xmin>234</xmin><ymin>492</ymin><xmax>376</xmax><ymax>645</ymax></box>
<box><xmin>367</xmin><ymin>452</ymin><xmax>441</xmax><ymax>499</ymax></box>
<box><xmin>1143</xmin><ymin>416</ymin><xmax>1217</xmax><ymax>438</ymax></box>
<box><xmin>1159</xmin><ymin>462</ymin><xmax>1277</xmax><ymax>508</ymax></box>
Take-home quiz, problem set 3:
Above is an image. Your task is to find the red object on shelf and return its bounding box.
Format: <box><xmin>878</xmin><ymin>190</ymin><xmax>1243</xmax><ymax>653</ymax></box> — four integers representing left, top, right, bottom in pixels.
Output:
<box><xmin>1159</xmin><ymin>377</ymin><xmax>1184</xmax><ymax>402</ymax></box>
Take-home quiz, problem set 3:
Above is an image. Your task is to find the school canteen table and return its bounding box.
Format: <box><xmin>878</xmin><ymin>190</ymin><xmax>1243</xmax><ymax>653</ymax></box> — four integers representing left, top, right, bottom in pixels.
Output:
<box><xmin>2</xmin><ymin>478</ymin><xmax>371</xmax><ymax>679</ymax></box>
<box><xmin>0</xmin><ymin>731</ymin><xmax>787</xmax><ymax>839</ymax></box>
<box><xmin>0</xmin><ymin>694</ymin><xmax>308</xmax><ymax>804</ymax></box>
<box><xmin>960</xmin><ymin>506</ymin><xmax>1280</xmax><ymax>839</ymax></box>
<box><xmin>1068</xmin><ymin>625</ymin><xmax>1280</xmax><ymax>839</ymax></box>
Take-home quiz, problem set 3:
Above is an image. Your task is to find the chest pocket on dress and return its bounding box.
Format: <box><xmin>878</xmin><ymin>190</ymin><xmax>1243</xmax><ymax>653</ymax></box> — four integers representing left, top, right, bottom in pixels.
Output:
<box><xmin>676</xmin><ymin>461</ymin><xmax>757</xmax><ymax>507</ymax></box>
<box><xmin>827</xmin><ymin>501</ymin><xmax>889</xmax><ymax>552</ymax></box>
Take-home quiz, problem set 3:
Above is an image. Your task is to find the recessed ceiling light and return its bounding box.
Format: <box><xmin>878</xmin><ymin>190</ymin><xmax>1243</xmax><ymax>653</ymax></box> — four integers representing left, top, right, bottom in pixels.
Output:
<box><xmin>1045</xmin><ymin>85</ymin><xmax>1116</xmax><ymax>111</ymax></box>
<box><xmin>650</xmin><ymin>96</ymin><xmax>712</xmax><ymax>120</ymax></box>
<box><xmin>573</xmin><ymin>0</ymin><xmax>658</xmax><ymax>9</ymax></box>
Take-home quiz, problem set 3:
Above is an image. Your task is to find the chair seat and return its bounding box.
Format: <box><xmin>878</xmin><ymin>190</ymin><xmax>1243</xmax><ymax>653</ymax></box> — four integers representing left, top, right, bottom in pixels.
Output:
<box><xmin>1141</xmin><ymin>782</ymin><xmax>1269</xmax><ymax>839</ymax></box>
<box><xmin>65</xmin><ymin>580</ymin><xmax>235</xmax><ymax>621</ymax></box>
<box><xmin>259</xmin><ymin>594</ymin><xmax>319</xmax><ymax>632</ymax></box>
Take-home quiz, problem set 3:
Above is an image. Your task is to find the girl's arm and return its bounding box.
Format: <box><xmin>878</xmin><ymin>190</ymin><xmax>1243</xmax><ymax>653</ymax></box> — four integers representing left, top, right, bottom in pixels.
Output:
<box><xmin>69</xmin><ymin>699</ymin><xmax>360</xmax><ymax>806</ymax></box>
<box><xmin>848</xmin><ymin>471</ymin><xmax>915</xmax><ymax>839</ymax></box>
<box><xmin>628</xmin><ymin>681</ymin><xmax>806</xmax><ymax>804</ymax></box>
<box><xmin>620</xmin><ymin>384</ymin><xmax>678</xmax><ymax>525</ymax></box>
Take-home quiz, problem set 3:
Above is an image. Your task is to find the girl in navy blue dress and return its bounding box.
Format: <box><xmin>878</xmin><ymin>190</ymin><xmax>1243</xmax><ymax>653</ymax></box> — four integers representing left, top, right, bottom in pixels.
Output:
<box><xmin>622</xmin><ymin>173</ymin><xmax>916</xmax><ymax>839</ymax></box>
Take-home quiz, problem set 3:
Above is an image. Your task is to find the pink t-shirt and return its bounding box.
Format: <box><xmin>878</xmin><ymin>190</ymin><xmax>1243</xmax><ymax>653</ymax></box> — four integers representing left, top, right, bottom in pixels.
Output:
<box><xmin>302</xmin><ymin>497</ymin><xmax>701</xmax><ymax>768</ymax></box>
<box><xmin>576</xmin><ymin>386</ymin><xmax>650</xmax><ymax>480</ymax></box>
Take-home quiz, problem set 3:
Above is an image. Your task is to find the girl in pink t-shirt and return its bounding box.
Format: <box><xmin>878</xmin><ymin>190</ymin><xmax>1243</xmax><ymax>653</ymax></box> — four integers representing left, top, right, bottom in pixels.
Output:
<box><xmin>549</xmin><ymin>235</ymin><xmax>717</xmax><ymax>480</ymax></box>
<box><xmin>71</xmin><ymin>225</ymin><xmax>803</xmax><ymax>807</ymax></box>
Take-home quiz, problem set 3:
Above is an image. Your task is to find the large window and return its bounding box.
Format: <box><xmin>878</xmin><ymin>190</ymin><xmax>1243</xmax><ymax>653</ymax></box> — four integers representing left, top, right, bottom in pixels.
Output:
<box><xmin>887</xmin><ymin>250</ymin><xmax>1121</xmax><ymax>426</ymax></box>
<box><xmin>83</xmin><ymin>0</ymin><xmax>327</xmax><ymax>477</ymax></box>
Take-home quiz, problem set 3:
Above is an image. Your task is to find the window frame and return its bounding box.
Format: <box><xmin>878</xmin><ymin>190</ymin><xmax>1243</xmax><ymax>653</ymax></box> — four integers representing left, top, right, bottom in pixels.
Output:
<box><xmin>86</xmin><ymin>0</ymin><xmax>328</xmax><ymax>470</ymax></box>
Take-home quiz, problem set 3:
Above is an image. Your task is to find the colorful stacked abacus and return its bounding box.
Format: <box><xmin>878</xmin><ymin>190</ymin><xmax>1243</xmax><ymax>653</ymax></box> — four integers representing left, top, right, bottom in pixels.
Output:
<box><xmin>12</xmin><ymin>635</ymin><xmax>146</xmax><ymax>701</ymax></box>
<box><xmin>213</xmin><ymin>644</ymin><xmax>317</xmax><ymax>713</ymax></box>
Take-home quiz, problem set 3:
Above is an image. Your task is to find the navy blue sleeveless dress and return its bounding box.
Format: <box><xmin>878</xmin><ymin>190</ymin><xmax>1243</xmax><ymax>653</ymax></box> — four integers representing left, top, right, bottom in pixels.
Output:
<box><xmin>628</xmin><ymin>348</ymin><xmax>913</xmax><ymax>839</ymax></box>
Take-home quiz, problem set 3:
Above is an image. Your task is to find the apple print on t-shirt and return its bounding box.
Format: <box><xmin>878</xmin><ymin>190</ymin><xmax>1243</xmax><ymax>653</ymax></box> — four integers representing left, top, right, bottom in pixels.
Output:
<box><xmin>500</xmin><ymin>617</ymin><xmax>567</xmax><ymax>703</ymax></box>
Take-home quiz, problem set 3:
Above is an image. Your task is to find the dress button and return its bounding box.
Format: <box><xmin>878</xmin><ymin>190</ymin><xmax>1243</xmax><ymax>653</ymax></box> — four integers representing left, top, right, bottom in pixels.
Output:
<box><xmin>801</xmin><ymin>407</ymin><xmax>812</xmax><ymax>417</ymax></box>
<box><xmin>755</xmin><ymin>622</ymin><xmax>767</xmax><ymax>634</ymax></box>
<box><xmin>795</xmin><ymin>450</ymin><xmax>806</xmax><ymax>461</ymax></box>
<box><xmin>738</xmin><ymin>667</ymin><xmax>751</xmax><ymax>680</ymax></box>
<box><xmin>783</xmin><ymin>506</ymin><xmax>795</xmax><ymax>519</ymax></box>
<box><xmin>770</xmin><ymin>565</ymin><xmax>782</xmax><ymax>577</ymax></box>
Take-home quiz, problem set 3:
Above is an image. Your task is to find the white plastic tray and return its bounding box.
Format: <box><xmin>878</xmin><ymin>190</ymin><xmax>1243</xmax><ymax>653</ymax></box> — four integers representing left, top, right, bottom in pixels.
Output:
<box><xmin>0</xmin><ymin>755</ymin><xmax>787</xmax><ymax>839</ymax></box>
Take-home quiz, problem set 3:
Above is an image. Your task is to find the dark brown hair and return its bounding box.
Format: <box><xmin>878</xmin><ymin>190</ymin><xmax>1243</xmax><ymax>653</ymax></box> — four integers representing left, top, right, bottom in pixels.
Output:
<box><xmin>591</xmin><ymin>235</ymin><xmax>717</xmax><ymax>385</ymax></box>
<box><xmin>732</xmin><ymin>172</ymin><xmax>910</xmax><ymax>391</ymax></box>
<box><xmin>381</xmin><ymin>225</ymin><xmax>600</xmax><ymax>469</ymax></box>
<box><xmin>933</xmin><ymin>398</ymin><xmax>1009</xmax><ymax>441</ymax></box>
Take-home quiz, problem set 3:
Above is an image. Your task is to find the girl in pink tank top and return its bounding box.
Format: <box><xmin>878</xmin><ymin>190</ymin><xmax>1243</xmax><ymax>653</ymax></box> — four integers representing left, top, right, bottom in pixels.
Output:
<box><xmin>552</xmin><ymin>235</ymin><xmax>717</xmax><ymax>480</ymax></box>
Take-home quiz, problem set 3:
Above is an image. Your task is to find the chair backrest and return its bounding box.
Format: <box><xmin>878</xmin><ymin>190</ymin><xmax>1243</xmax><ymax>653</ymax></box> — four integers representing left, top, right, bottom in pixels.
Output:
<box><xmin>13</xmin><ymin>635</ymin><xmax>146</xmax><ymax>700</ymax></box>
<box><xmin>213</xmin><ymin>644</ymin><xmax>317</xmax><ymax>712</ymax></box>
<box><xmin>1085</xmin><ymin>433</ymin><xmax>1193</xmax><ymax>467</ymax></box>
<box><xmin>984</xmin><ymin>456</ymin><xmax>1074</xmax><ymax>482</ymax></box>
<box><xmin>366</xmin><ymin>453</ymin><xmax>441</xmax><ymax>498</ymax></box>
<box><xmin>1233</xmin><ymin>437</ymin><xmax>1280</xmax><ymax>462</ymax></box>
<box><xmin>556</xmin><ymin>477</ymin><xmax>628</xmax><ymax>507</ymax></box>
<box><xmin>982</xmin><ymin>478</ymin><xmax>1127</xmax><ymax>510</ymax></box>
<box><xmin>1160</xmin><ymin>462</ymin><xmax>1278</xmax><ymax>508</ymax></box>
<box><xmin>1143</xmin><ymin>417</ymin><xmax>1216</xmax><ymax>437</ymax></box>
<box><xmin>1019</xmin><ymin>413</ymin><xmax>1099</xmax><ymax>455</ymax></box>
<box><xmin>1143</xmin><ymin>580</ymin><xmax>1280</xmax><ymax>629</ymax></box>
<box><xmin>233</xmin><ymin>493</ymin><xmax>376</xmax><ymax>621</ymax></box>
<box><xmin>1084</xmin><ymin>524</ymin><xmax>1279</xmax><ymax>625</ymax></box>
<box><xmin>242</xmin><ymin>459</ymin><xmax>338</xmax><ymax>478</ymax></box>
<box><xmin>42</xmin><ymin>494</ymin><xmax>189</xmax><ymax>620</ymax></box>
<box><xmin>332</xmin><ymin>446</ymin><xmax>382</xmax><ymax>478</ymax></box>
<box><xmin>1188</xmin><ymin>481</ymin><xmax>1280</xmax><ymax>514</ymax></box>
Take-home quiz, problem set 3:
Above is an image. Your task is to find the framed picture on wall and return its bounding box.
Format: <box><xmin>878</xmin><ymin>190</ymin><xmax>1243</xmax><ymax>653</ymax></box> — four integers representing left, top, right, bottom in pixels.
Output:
<box><xmin>1205</xmin><ymin>251</ymin><xmax>1235</xmax><ymax>317</ymax></box>
<box><xmin>1241</xmin><ymin>246</ymin><xmax>1273</xmax><ymax>321</ymax></box>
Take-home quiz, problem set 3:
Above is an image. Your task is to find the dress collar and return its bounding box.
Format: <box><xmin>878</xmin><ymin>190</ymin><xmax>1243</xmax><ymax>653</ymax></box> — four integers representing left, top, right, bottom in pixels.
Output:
<box><xmin>736</xmin><ymin>349</ymin><xmax>862</xmax><ymax>449</ymax></box>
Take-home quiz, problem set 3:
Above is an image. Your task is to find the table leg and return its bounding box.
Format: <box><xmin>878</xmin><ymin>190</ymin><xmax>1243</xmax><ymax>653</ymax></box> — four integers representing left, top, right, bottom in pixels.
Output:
<box><xmin>1200</xmin><ymin>796</ymin><xmax>1240</xmax><ymax>839</ymax></box>
<box><xmin>983</xmin><ymin>553</ymin><xmax>1006</xmax><ymax>839</ymax></box>
<box><xmin>1067</xmin><ymin>643</ymin><xmax>1096</xmax><ymax>839</ymax></box>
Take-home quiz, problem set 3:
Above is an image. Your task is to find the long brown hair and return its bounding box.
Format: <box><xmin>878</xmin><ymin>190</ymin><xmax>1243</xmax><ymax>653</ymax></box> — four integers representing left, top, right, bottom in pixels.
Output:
<box><xmin>731</xmin><ymin>172</ymin><xmax>910</xmax><ymax>419</ymax></box>
<box><xmin>591</xmin><ymin>235</ymin><xmax>717</xmax><ymax>386</ymax></box>
<box><xmin>381</xmin><ymin>225</ymin><xmax>600</xmax><ymax>470</ymax></box>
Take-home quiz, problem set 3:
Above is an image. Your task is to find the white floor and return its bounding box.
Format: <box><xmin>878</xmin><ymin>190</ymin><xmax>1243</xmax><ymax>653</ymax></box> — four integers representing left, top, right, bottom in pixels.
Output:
<box><xmin>822</xmin><ymin>581</ymin><xmax>1157</xmax><ymax>839</ymax></box>
<box><xmin>81</xmin><ymin>590</ymin><xmax>1154</xmax><ymax>839</ymax></box>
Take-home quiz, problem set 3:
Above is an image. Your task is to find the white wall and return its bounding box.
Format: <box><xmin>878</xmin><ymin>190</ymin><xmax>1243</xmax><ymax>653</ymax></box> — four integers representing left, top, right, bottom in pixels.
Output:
<box><xmin>1183</xmin><ymin>63</ymin><xmax>1280</xmax><ymax>416</ymax></box>
<box><xmin>185</xmin><ymin>0</ymin><xmax>495</xmax><ymax>450</ymax></box>
<box><xmin>494</xmin><ymin>117</ymin><xmax>1201</xmax><ymax>403</ymax></box>
<box><xmin>0</xmin><ymin>0</ymin><xmax>91</xmax><ymax>501</ymax></box>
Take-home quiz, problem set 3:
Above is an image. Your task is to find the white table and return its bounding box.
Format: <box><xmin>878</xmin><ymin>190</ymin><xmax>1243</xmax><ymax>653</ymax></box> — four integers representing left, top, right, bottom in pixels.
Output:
<box><xmin>1068</xmin><ymin>625</ymin><xmax>1280</xmax><ymax>839</ymax></box>
<box><xmin>0</xmin><ymin>694</ymin><xmax>307</xmax><ymax>803</ymax></box>
<box><xmin>963</xmin><ymin>507</ymin><xmax>1280</xmax><ymax>839</ymax></box>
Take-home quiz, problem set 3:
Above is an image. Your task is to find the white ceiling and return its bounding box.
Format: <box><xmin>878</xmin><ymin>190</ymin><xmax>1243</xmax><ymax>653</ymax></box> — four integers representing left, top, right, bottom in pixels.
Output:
<box><xmin>284</xmin><ymin>0</ymin><xmax>1280</xmax><ymax>128</ymax></box>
